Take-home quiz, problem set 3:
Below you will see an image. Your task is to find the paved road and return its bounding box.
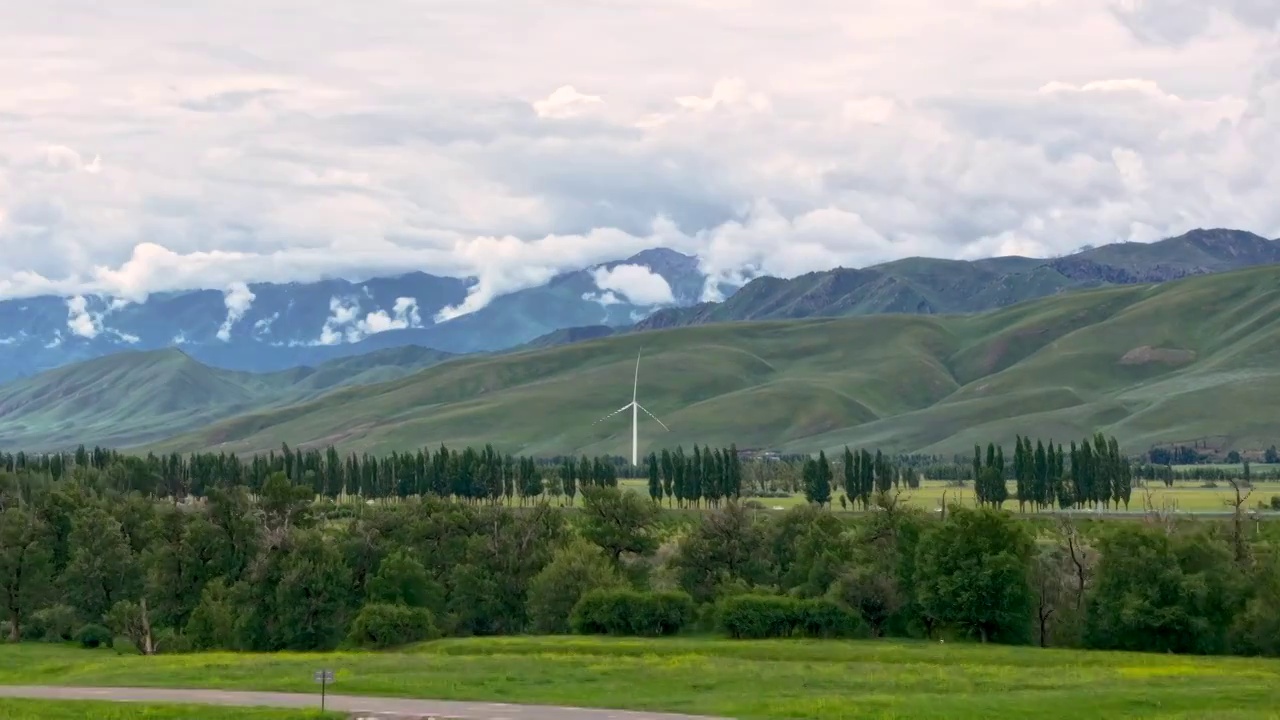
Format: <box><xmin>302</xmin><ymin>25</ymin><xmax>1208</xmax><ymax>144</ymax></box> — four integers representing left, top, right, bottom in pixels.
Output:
<box><xmin>0</xmin><ymin>685</ymin><xmax>731</xmax><ymax>720</ymax></box>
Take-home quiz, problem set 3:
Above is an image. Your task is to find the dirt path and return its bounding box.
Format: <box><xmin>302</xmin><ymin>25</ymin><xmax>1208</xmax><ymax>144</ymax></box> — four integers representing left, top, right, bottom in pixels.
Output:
<box><xmin>0</xmin><ymin>685</ymin><xmax>732</xmax><ymax>720</ymax></box>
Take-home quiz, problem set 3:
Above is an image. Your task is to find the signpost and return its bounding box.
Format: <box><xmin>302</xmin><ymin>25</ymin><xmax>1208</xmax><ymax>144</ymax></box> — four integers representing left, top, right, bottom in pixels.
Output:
<box><xmin>313</xmin><ymin>669</ymin><xmax>334</xmax><ymax>711</ymax></box>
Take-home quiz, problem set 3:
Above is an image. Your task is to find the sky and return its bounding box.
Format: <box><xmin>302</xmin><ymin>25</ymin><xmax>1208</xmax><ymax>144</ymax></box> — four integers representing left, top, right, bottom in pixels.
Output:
<box><xmin>1</xmin><ymin>0</ymin><xmax>1278</xmax><ymax>317</ymax></box>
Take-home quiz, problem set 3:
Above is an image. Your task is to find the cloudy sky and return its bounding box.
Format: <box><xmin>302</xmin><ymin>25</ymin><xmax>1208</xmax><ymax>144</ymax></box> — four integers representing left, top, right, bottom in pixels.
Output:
<box><xmin>2</xmin><ymin>0</ymin><xmax>1277</xmax><ymax>313</ymax></box>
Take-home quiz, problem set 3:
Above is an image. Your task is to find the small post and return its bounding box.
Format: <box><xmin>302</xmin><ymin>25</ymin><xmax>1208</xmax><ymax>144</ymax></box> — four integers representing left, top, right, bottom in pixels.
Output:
<box><xmin>314</xmin><ymin>669</ymin><xmax>333</xmax><ymax>712</ymax></box>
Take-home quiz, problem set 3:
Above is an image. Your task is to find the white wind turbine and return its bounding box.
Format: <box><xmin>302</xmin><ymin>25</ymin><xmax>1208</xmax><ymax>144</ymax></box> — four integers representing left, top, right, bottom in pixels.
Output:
<box><xmin>593</xmin><ymin>350</ymin><xmax>669</xmax><ymax>466</ymax></box>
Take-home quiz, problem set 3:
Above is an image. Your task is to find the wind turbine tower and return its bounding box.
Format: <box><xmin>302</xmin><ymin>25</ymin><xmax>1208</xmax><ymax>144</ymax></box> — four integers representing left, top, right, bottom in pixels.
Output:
<box><xmin>594</xmin><ymin>350</ymin><xmax>669</xmax><ymax>465</ymax></box>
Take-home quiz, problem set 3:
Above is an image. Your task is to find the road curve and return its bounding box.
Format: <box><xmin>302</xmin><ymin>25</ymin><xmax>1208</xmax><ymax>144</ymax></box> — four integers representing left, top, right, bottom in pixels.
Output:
<box><xmin>0</xmin><ymin>685</ymin><xmax>732</xmax><ymax>720</ymax></box>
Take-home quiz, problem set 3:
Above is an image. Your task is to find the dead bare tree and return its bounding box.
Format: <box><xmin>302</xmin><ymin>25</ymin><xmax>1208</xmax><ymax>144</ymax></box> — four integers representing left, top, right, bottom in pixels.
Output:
<box><xmin>1057</xmin><ymin>518</ymin><xmax>1091</xmax><ymax>611</ymax></box>
<box><xmin>1141</xmin><ymin>483</ymin><xmax>1177</xmax><ymax>534</ymax></box>
<box><xmin>1225</xmin><ymin>476</ymin><xmax>1254</xmax><ymax>565</ymax></box>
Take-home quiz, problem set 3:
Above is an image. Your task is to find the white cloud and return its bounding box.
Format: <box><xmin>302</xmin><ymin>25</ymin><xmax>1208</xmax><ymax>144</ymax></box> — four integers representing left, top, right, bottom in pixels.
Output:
<box><xmin>1</xmin><ymin>0</ymin><xmax>1278</xmax><ymax>316</ymax></box>
<box><xmin>590</xmin><ymin>264</ymin><xmax>676</xmax><ymax>306</ymax></box>
<box><xmin>253</xmin><ymin>312</ymin><xmax>280</xmax><ymax>335</ymax></box>
<box><xmin>357</xmin><ymin>296</ymin><xmax>422</xmax><ymax>335</ymax></box>
<box><xmin>314</xmin><ymin>295</ymin><xmax>422</xmax><ymax>345</ymax></box>
<box><xmin>583</xmin><ymin>290</ymin><xmax>624</xmax><ymax>307</ymax></box>
<box><xmin>533</xmin><ymin>86</ymin><xmax>604</xmax><ymax>119</ymax></box>
<box><xmin>65</xmin><ymin>296</ymin><xmax>100</xmax><ymax>339</ymax></box>
<box><xmin>216</xmin><ymin>281</ymin><xmax>256</xmax><ymax>341</ymax></box>
<box><xmin>315</xmin><ymin>297</ymin><xmax>363</xmax><ymax>346</ymax></box>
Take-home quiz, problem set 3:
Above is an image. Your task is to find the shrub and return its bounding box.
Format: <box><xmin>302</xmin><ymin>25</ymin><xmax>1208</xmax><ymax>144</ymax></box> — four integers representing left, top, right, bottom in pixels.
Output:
<box><xmin>640</xmin><ymin>591</ymin><xmax>696</xmax><ymax>636</ymax></box>
<box><xmin>152</xmin><ymin>627</ymin><xmax>194</xmax><ymax>654</ymax></box>
<box><xmin>796</xmin><ymin>598</ymin><xmax>866</xmax><ymax>639</ymax></box>
<box><xmin>27</xmin><ymin>605</ymin><xmax>77</xmax><ymax>642</ymax></box>
<box><xmin>717</xmin><ymin>594</ymin><xmax>865</xmax><ymax>639</ymax></box>
<box><xmin>570</xmin><ymin>589</ymin><xmax>694</xmax><ymax>637</ymax></box>
<box><xmin>527</xmin><ymin>540</ymin><xmax>624</xmax><ymax>634</ymax></box>
<box><xmin>75</xmin><ymin>623</ymin><xmax>113</xmax><ymax>649</ymax></box>
<box><xmin>717</xmin><ymin>594</ymin><xmax>801</xmax><ymax>639</ymax></box>
<box><xmin>347</xmin><ymin>603</ymin><xmax>439</xmax><ymax>649</ymax></box>
<box><xmin>1270</xmin><ymin>495</ymin><xmax>1280</xmax><ymax>511</ymax></box>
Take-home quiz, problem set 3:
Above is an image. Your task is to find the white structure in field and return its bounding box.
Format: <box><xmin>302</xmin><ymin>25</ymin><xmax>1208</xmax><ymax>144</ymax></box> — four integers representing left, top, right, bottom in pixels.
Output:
<box><xmin>593</xmin><ymin>350</ymin><xmax>669</xmax><ymax>465</ymax></box>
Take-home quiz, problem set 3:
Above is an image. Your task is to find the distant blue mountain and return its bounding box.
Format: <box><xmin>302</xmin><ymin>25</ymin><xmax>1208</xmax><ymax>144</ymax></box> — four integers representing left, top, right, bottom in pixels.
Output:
<box><xmin>0</xmin><ymin>248</ymin><xmax>707</xmax><ymax>383</ymax></box>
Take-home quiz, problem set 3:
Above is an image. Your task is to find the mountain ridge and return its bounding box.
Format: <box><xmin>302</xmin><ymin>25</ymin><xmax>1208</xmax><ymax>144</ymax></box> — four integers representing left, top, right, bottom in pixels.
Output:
<box><xmin>634</xmin><ymin>228</ymin><xmax>1279</xmax><ymax>331</ymax></box>
<box><xmin>85</xmin><ymin>264</ymin><xmax>1280</xmax><ymax>459</ymax></box>
<box><xmin>1</xmin><ymin>228</ymin><xmax>1275</xmax><ymax>389</ymax></box>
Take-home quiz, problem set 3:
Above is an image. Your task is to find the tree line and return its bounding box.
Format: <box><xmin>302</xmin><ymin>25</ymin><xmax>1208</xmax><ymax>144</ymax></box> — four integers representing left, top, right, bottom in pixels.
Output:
<box><xmin>786</xmin><ymin>434</ymin><xmax>1134</xmax><ymax>512</ymax></box>
<box><xmin>1147</xmin><ymin>444</ymin><xmax>1280</xmax><ymax>468</ymax></box>
<box><xmin>2</xmin><ymin>456</ymin><xmax>1279</xmax><ymax>660</ymax></box>
<box><xmin>0</xmin><ymin>443</ymin><xmax>742</xmax><ymax>509</ymax></box>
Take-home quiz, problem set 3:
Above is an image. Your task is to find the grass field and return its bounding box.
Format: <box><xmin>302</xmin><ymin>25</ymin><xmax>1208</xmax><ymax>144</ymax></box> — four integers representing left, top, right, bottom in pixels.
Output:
<box><xmin>3</xmin><ymin>638</ymin><xmax>1280</xmax><ymax>719</ymax></box>
<box><xmin>0</xmin><ymin>699</ymin><xmax>335</xmax><ymax>720</ymax></box>
<box><xmin>610</xmin><ymin>478</ymin><xmax>1280</xmax><ymax>513</ymax></box>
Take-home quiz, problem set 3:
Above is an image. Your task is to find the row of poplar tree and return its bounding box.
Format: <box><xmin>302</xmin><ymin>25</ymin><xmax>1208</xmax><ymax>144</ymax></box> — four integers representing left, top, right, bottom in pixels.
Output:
<box><xmin>783</xmin><ymin>433</ymin><xmax>1135</xmax><ymax>511</ymax></box>
<box><xmin>973</xmin><ymin>433</ymin><xmax>1133</xmax><ymax>510</ymax></box>
<box><xmin>1</xmin><ymin>434</ymin><xmax>1133</xmax><ymax>512</ymax></box>
<box><xmin>0</xmin><ymin>443</ymin><xmax>747</xmax><ymax>508</ymax></box>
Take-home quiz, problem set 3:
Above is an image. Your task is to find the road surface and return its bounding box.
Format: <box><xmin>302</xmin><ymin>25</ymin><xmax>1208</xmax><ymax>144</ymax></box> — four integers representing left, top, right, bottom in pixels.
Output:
<box><xmin>0</xmin><ymin>686</ymin><xmax>731</xmax><ymax>720</ymax></box>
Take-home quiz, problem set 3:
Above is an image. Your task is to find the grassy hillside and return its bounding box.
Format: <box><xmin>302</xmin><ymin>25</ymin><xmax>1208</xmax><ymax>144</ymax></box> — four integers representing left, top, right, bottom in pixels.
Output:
<box><xmin>149</xmin><ymin>265</ymin><xmax>1280</xmax><ymax>458</ymax></box>
<box><xmin>637</xmin><ymin>228</ymin><xmax>1279</xmax><ymax>330</ymax></box>
<box><xmin>0</xmin><ymin>346</ymin><xmax>452</xmax><ymax>451</ymax></box>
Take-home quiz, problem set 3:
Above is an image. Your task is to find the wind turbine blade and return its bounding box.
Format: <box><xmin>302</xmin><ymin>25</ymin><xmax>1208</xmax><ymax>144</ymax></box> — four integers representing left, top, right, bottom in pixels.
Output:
<box><xmin>592</xmin><ymin>402</ymin><xmax>634</xmax><ymax>425</ymax></box>
<box><xmin>635</xmin><ymin>403</ymin><xmax>670</xmax><ymax>432</ymax></box>
<box><xmin>633</xmin><ymin>349</ymin><xmax>642</xmax><ymax>402</ymax></box>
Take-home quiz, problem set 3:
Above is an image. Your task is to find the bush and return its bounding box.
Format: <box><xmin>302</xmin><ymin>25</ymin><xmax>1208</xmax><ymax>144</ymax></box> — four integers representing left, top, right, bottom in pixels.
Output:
<box><xmin>717</xmin><ymin>594</ymin><xmax>801</xmax><ymax>639</ymax></box>
<box><xmin>75</xmin><ymin>623</ymin><xmax>113</xmax><ymax>649</ymax></box>
<box><xmin>1270</xmin><ymin>495</ymin><xmax>1280</xmax><ymax>511</ymax></box>
<box><xmin>527</xmin><ymin>540</ymin><xmax>624</xmax><ymax>634</ymax></box>
<box><xmin>717</xmin><ymin>594</ymin><xmax>865</xmax><ymax>639</ymax></box>
<box><xmin>152</xmin><ymin>627</ymin><xmax>194</xmax><ymax>654</ymax></box>
<box><xmin>27</xmin><ymin>605</ymin><xmax>77</xmax><ymax>642</ymax></box>
<box><xmin>570</xmin><ymin>589</ymin><xmax>694</xmax><ymax>637</ymax></box>
<box><xmin>797</xmin><ymin>598</ymin><xmax>865</xmax><ymax>639</ymax></box>
<box><xmin>347</xmin><ymin>603</ymin><xmax>439</xmax><ymax>649</ymax></box>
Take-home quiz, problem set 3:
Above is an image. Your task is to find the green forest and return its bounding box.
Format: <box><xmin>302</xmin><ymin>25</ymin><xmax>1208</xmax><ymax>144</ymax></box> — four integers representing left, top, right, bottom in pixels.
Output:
<box><xmin>2</xmin><ymin>439</ymin><xmax>1279</xmax><ymax>661</ymax></box>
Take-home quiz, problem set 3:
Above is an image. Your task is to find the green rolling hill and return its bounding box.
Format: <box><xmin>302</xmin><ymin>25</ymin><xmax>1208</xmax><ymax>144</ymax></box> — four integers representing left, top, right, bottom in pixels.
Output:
<box><xmin>139</xmin><ymin>264</ymin><xmax>1280</xmax><ymax>458</ymax></box>
<box><xmin>0</xmin><ymin>346</ymin><xmax>453</xmax><ymax>450</ymax></box>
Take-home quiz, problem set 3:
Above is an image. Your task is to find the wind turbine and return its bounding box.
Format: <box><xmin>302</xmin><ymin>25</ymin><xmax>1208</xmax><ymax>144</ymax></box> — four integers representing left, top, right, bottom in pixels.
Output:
<box><xmin>593</xmin><ymin>350</ymin><xmax>669</xmax><ymax>466</ymax></box>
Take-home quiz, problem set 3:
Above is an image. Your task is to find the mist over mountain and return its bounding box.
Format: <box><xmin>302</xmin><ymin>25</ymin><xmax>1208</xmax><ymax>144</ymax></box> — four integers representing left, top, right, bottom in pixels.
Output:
<box><xmin>0</xmin><ymin>229</ymin><xmax>1276</xmax><ymax>385</ymax></box>
<box><xmin>0</xmin><ymin>249</ymin><xmax>705</xmax><ymax>383</ymax></box>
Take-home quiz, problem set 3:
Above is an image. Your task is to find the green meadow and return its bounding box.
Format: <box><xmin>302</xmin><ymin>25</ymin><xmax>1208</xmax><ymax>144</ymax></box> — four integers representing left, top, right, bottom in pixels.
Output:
<box><xmin>3</xmin><ymin>637</ymin><xmax>1280</xmax><ymax>719</ymax></box>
